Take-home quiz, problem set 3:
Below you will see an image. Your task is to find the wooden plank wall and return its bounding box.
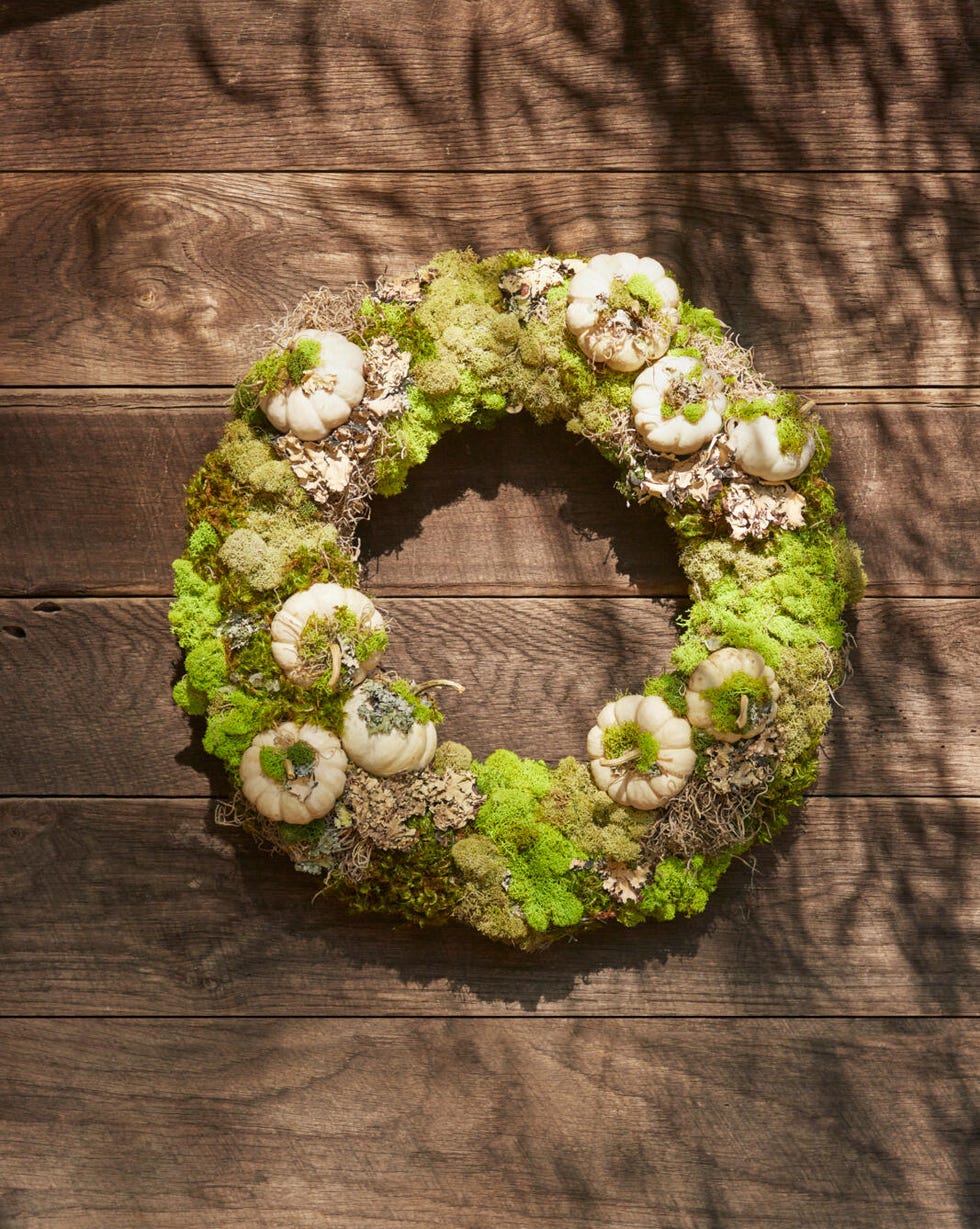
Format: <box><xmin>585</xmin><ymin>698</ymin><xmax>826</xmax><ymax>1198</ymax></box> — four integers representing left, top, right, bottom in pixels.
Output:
<box><xmin>0</xmin><ymin>3</ymin><xmax>977</xmax><ymax>1225</ymax></box>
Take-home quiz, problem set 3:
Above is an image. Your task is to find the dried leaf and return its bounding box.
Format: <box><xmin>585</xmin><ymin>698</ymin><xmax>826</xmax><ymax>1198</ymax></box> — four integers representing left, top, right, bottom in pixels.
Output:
<box><xmin>704</xmin><ymin>730</ymin><xmax>782</xmax><ymax>795</ymax></box>
<box><xmin>600</xmin><ymin>860</ymin><xmax>651</xmax><ymax>904</ymax></box>
<box><xmin>373</xmin><ymin>267</ymin><xmax>437</xmax><ymax>305</ymax></box>
<box><xmin>722</xmin><ymin>482</ymin><xmax>807</xmax><ymax>541</ymax></box>
<box><xmin>499</xmin><ymin>257</ymin><xmax>584</xmax><ymax>321</ymax></box>
<box><xmin>639</xmin><ymin>433</ymin><xmax>736</xmax><ymax>508</ymax></box>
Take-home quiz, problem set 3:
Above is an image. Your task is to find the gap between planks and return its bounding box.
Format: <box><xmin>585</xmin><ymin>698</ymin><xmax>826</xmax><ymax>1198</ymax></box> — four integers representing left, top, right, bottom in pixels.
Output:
<box><xmin>1</xmin><ymin>393</ymin><xmax>977</xmax><ymax>599</ymax></box>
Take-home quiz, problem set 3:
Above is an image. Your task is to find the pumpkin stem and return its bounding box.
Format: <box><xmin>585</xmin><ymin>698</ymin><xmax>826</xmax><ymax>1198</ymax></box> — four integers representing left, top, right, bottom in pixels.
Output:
<box><xmin>415</xmin><ymin>678</ymin><xmax>465</xmax><ymax>695</ymax></box>
<box><xmin>325</xmin><ymin>641</ymin><xmax>343</xmax><ymax>691</ymax></box>
<box><xmin>599</xmin><ymin>748</ymin><xmax>642</xmax><ymax>768</ymax></box>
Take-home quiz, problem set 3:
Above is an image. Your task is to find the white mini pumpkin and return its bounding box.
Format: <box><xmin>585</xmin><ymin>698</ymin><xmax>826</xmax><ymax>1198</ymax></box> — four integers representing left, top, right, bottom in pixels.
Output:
<box><xmin>270</xmin><ymin>582</ymin><xmax>386</xmax><ymax>688</ymax></box>
<box><xmin>566</xmin><ymin>253</ymin><xmax>680</xmax><ymax>372</ymax></box>
<box><xmin>261</xmin><ymin>329</ymin><xmax>366</xmax><ymax>441</ymax></box>
<box><xmin>240</xmin><ymin>721</ymin><xmax>348</xmax><ymax>824</ymax></box>
<box><xmin>341</xmin><ymin>683</ymin><xmax>438</xmax><ymax>777</ymax></box>
<box><xmin>632</xmin><ymin>354</ymin><xmax>726</xmax><ymax>454</ymax></box>
<box><xmin>586</xmin><ymin>694</ymin><xmax>696</xmax><ymax>810</ymax></box>
<box><xmin>726</xmin><ymin>414</ymin><xmax>816</xmax><ymax>482</ymax></box>
<box><xmin>685</xmin><ymin>647</ymin><xmax>780</xmax><ymax>743</ymax></box>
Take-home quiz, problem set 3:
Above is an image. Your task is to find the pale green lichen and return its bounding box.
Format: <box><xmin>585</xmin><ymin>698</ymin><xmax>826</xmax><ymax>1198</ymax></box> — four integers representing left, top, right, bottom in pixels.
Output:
<box><xmin>355</xmin><ymin>680</ymin><xmax>440</xmax><ymax>735</ymax></box>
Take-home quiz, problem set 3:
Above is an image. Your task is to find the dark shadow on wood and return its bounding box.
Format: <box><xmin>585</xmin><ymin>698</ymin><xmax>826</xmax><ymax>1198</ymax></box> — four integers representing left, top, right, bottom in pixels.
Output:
<box><xmin>0</xmin><ymin>0</ymin><xmax>123</xmax><ymax>35</ymax></box>
<box><xmin>360</xmin><ymin>413</ymin><xmax>683</xmax><ymax>596</ymax></box>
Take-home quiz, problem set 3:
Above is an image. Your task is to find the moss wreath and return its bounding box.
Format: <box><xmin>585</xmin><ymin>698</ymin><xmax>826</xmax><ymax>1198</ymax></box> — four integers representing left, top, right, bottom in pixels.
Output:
<box><xmin>171</xmin><ymin>249</ymin><xmax>865</xmax><ymax>949</ymax></box>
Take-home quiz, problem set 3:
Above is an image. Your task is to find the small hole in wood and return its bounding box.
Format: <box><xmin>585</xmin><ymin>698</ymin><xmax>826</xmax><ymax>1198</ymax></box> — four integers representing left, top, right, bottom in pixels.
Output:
<box><xmin>2</xmin><ymin>625</ymin><xmax>26</xmax><ymax>638</ymax></box>
<box><xmin>34</xmin><ymin>601</ymin><xmax>61</xmax><ymax>613</ymax></box>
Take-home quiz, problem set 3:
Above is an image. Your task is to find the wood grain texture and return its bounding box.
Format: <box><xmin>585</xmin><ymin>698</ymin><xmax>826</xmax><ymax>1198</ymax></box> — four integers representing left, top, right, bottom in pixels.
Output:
<box><xmin>0</xmin><ymin>796</ymin><xmax>975</xmax><ymax>1017</ymax></box>
<box><xmin>1</xmin><ymin>172</ymin><xmax>976</xmax><ymax>387</ymax></box>
<box><xmin>0</xmin><ymin>596</ymin><xmax>974</xmax><ymax>797</ymax></box>
<box><xmin>2</xmin><ymin>0</ymin><xmax>977</xmax><ymax>172</ymax></box>
<box><xmin>0</xmin><ymin>1019</ymin><xmax>975</xmax><ymax>1228</ymax></box>
<box><xmin>3</xmin><ymin>390</ymin><xmax>976</xmax><ymax>598</ymax></box>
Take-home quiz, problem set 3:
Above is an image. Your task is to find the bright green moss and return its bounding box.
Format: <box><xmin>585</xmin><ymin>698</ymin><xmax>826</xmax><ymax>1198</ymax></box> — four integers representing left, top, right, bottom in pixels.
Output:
<box><xmin>284</xmin><ymin>337</ymin><xmax>321</xmax><ymax>385</ymax></box>
<box><xmin>244</xmin><ymin>351</ymin><xmax>290</xmax><ymax>400</ymax></box>
<box><xmin>388</xmin><ymin>679</ymin><xmax>441</xmax><ymax>726</ymax></box>
<box><xmin>287</xmin><ymin>740</ymin><xmax>316</xmax><ymax>768</ymax></box>
<box><xmin>642</xmin><ymin>672</ymin><xmax>688</xmax><ymax>715</ymax></box>
<box><xmin>475</xmin><ymin>750</ymin><xmax>552</xmax><ymax>800</ymax></box>
<box><xmin>701</xmin><ymin>671</ymin><xmax>773</xmax><ymax>734</ymax></box>
<box><xmin>203</xmin><ymin>690</ymin><xmax>273</xmax><ymax>774</ymax></box>
<box><xmin>184</xmin><ymin>636</ymin><xmax>229</xmax><ymax>695</ymax></box>
<box><xmin>671</xmin><ymin>636</ymin><xmax>710</xmax><ymax>675</ymax></box>
<box><xmin>187</xmin><ymin>521</ymin><xmax>220</xmax><ymax>559</ymax></box>
<box><xmin>231</xmin><ymin>337</ymin><xmax>322</xmax><ymax>426</ymax></box>
<box><xmin>775</xmin><ymin>414</ymin><xmax>812</xmax><ymax>456</ymax></box>
<box><xmin>173</xmin><ymin>675</ymin><xmax>208</xmax><ymax>716</ymax></box>
<box><xmin>360</xmin><ymin>297</ymin><xmax>437</xmax><ymax>360</ymax></box>
<box><xmin>675</xmin><ymin>299</ymin><xmax>725</xmax><ymax>342</ymax></box>
<box><xmin>601</xmin><ymin>722</ymin><xmax>660</xmax><ymax>773</ymax></box>
<box><xmin>725</xmin><ymin>392</ymin><xmax>816</xmax><ymax>464</ymax></box>
<box><xmin>605</xmin><ymin>281</ymin><xmax>643</xmax><ymax>315</ymax></box>
<box><xmin>259</xmin><ymin>746</ymin><xmax>287</xmax><ymax>781</ymax></box>
<box><xmin>638</xmin><ymin>853</ymin><xmax>732</xmax><ymax>921</ymax></box>
<box><xmin>169</xmin><ymin>560</ymin><xmax>222</xmax><ymax>651</ymax></box>
<box><xmin>539</xmin><ymin>757</ymin><xmax>646</xmax><ymax>864</ymax></box>
<box><xmin>356</xmin><ymin>629</ymin><xmax>389</xmax><ymax>662</ymax></box>
<box><xmin>624</xmin><ymin>273</ymin><xmax>664</xmax><ymax>311</ymax></box>
<box><xmin>682</xmin><ymin>400</ymin><xmax>709</xmax><ymax>424</ymax></box>
<box><xmin>475</xmin><ymin>790</ymin><xmax>585</xmax><ymax>933</ymax></box>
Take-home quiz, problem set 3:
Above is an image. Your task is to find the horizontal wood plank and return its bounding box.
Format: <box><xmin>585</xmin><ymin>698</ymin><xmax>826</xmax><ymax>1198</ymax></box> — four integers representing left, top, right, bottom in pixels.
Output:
<box><xmin>0</xmin><ymin>796</ymin><xmax>975</xmax><ymax>1016</ymax></box>
<box><xmin>0</xmin><ymin>1019</ymin><xmax>974</xmax><ymax>1227</ymax></box>
<box><xmin>0</xmin><ymin>596</ymin><xmax>974</xmax><ymax>797</ymax></box>
<box><xmin>2</xmin><ymin>0</ymin><xmax>977</xmax><ymax>172</ymax></box>
<box><xmin>1</xmin><ymin>390</ymin><xmax>976</xmax><ymax>598</ymax></box>
<box><xmin>1</xmin><ymin>173</ymin><xmax>976</xmax><ymax>387</ymax></box>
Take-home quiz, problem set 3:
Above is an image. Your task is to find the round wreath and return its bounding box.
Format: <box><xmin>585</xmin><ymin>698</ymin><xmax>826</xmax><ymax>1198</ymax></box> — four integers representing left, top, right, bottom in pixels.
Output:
<box><xmin>171</xmin><ymin>249</ymin><xmax>865</xmax><ymax>949</ymax></box>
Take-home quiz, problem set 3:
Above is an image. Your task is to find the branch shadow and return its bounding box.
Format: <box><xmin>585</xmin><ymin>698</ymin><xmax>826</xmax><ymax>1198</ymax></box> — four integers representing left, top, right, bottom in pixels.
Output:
<box><xmin>360</xmin><ymin>412</ymin><xmax>683</xmax><ymax>598</ymax></box>
<box><xmin>0</xmin><ymin>0</ymin><xmax>124</xmax><ymax>36</ymax></box>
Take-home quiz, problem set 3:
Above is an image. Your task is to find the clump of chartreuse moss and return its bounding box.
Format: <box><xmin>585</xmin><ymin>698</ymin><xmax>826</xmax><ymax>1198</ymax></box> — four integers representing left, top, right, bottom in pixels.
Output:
<box><xmin>601</xmin><ymin>722</ymin><xmax>660</xmax><ymax>772</ymax></box>
<box><xmin>362</xmin><ymin>249</ymin><xmax>635</xmax><ymax>495</ymax></box>
<box><xmin>701</xmin><ymin>671</ymin><xmax>772</xmax><ymax>734</ymax></box>
<box><xmin>230</xmin><ymin>336</ymin><xmax>322</xmax><ymax>427</ymax></box>
<box><xmin>642</xmin><ymin>672</ymin><xmax>688</xmax><ymax>715</ymax></box>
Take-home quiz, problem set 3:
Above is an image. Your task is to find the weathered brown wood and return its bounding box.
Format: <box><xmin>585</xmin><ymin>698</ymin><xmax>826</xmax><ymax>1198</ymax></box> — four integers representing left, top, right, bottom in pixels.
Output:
<box><xmin>2</xmin><ymin>0</ymin><xmax>976</xmax><ymax>172</ymax></box>
<box><xmin>1</xmin><ymin>390</ymin><xmax>977</xmax><ymax>598</ymax></box>
<box><xmin>0</xmin><ymin>796</ymin><xmax>975</xmax><ymax>1016</ymax></box>
<box><xmin>0</xmin><ymin>596</ymin><xmax>974</xmax><ymax>796</ymax></box>
<box><xmin>0</xmin><ymin>1019</ymin><xmax>974</xmax><ymax>1228</ymax></box>
<box><xmin>1</xmin><ymin>173</ymin><xmax>975</xmax><ymax>387</ymax></box>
